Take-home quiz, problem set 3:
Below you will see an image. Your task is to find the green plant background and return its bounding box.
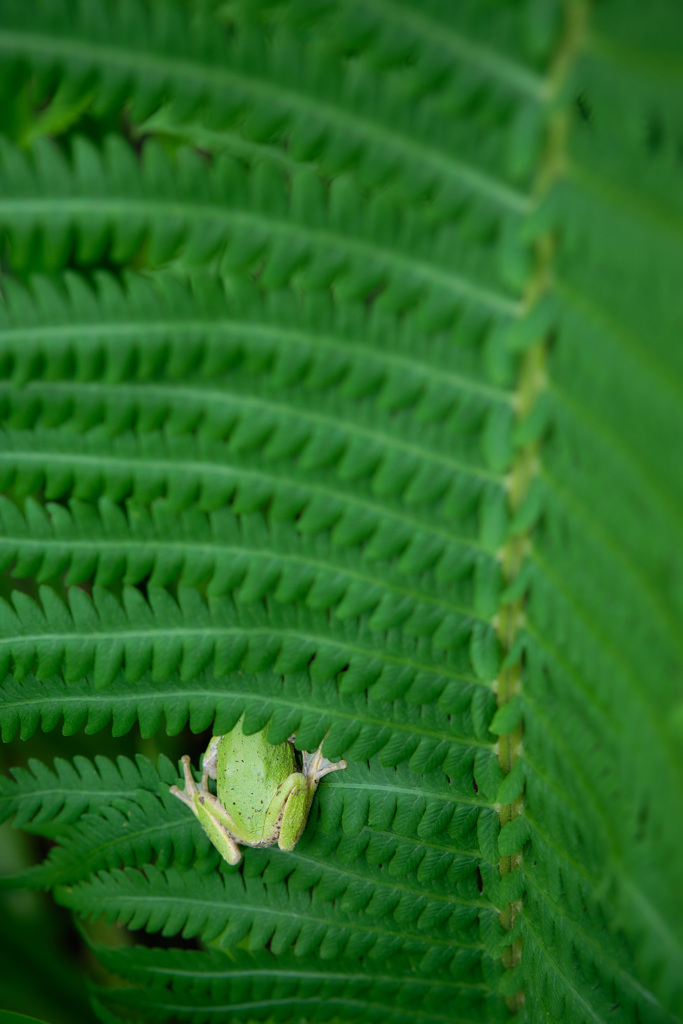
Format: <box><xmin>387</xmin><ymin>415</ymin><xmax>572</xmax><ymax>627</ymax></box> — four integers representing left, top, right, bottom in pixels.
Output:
<box><xmin>0</xmin><ymin>1</ymin><xmax>681</xmax><ymax>1023</ymax></box>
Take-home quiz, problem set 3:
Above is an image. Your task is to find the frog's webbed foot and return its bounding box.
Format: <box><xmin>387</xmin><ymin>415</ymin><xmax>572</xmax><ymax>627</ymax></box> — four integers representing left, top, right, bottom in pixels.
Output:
<box><xmin>170</xmin><ymin>755</ymin><xmax>203</xmax><ymax>810</ymax></box>
<box><xmin>301</xmin><ymin>737</ymin><xmax>347</xmax><ymax>784</ymax></box>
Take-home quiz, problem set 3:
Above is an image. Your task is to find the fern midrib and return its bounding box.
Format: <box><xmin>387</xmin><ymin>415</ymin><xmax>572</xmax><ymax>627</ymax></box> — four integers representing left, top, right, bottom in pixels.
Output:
<box><xmin>334</xmin><ymin>779</ymin><xmax>488</xmax><ymax>811</ymax></box>
<box><xmin>492</xmin><ymin>0</ymin><xmax>589</xmax><ymax>1001</ymax></box>
<box><xmin>2</xmin><ymin>379</ymin><xmax>503</xmax><ymax>481</ymax></box>
<box><xmin>0</xmin><ymin>195</ymin><xmax>521</xmax><ymax>317</ymax></box>
<box><xmin>361</xmin><ymin>826</ymin><xmax>482</xmax><ymax>861</ymax></box>
<box><xmin>0</xmin><ymin>26</ymin><xmax>532</xmax><ymax>213</ymax></box>
<box><xmin>106</xmin><ymin>993</ymin><xmax>482</xmax><ymax>1024</ymax></box>
<box><xmin>0</xmin><ymin>439</ymin><xmax>494</xmax><ymax>552</ymax></box>
<box><xmin>113</xmin><ymin>960</ymin><xmax>488</xmax><ymax>991</ymax></box>
<box><xmin>0</xmin><ymin>317</ymin><xmax>514</xmax><ymax>405</ymax></box>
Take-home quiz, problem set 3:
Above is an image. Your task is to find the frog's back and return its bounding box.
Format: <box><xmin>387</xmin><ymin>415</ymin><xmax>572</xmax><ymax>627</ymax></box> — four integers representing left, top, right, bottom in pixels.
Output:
<box><xmin>218</xmin><ymin>727</ymin><xmax>296</xmax><ymax>838</ymax></box>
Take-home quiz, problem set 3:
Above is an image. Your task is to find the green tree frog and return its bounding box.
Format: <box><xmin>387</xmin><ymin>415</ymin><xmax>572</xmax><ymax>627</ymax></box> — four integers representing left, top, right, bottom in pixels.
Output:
<box><xmin>170</xmin><ymin>718</ymin><xmax>347</xmax><ymax>865</ymax></box>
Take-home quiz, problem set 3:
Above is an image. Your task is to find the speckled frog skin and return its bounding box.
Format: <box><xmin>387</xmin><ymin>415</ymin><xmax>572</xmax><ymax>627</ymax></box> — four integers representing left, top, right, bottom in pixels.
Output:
<box><xmin>170</xmin><ymin>718</ymin><xmax>347</xmax><ymax>865</ymax></box>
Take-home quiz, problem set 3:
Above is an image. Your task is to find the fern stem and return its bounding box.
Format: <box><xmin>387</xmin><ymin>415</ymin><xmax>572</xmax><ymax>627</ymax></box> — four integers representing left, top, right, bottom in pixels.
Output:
<box><xmin>493</xmin><ymin>0</ymin><xmax>589</xmax><ymax>1009</ymax></box>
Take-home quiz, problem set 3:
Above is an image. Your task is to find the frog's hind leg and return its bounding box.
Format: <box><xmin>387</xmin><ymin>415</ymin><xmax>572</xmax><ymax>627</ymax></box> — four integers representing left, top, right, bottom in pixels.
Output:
<box><xmin>194</xmin><ymin>796</ymin><xmax>243</xmax><ymax>866</ymax></box>
<box><xmin>170</xmin><ymin>755</ymin><xmax>243</xmax><ymax>866</ymax></box>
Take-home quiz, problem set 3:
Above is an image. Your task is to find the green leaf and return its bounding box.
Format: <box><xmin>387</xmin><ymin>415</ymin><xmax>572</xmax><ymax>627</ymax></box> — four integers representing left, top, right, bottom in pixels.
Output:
<box><xmin>497</xmin><ymin>815</ymin><xmax>530</xmax><ymax>857</ymax></box>
<box><xmin>489</xmin><ymin>694</ymin><xmax>524</xmax><ymax>736</ymax></box>
<box><xmin>495</xmin><ymin>758</ymin><xmax>525</xmax><ymax>805</ymax></box>
<box><xmin>0</xmin><ymin>0</ymin><xmax>682</xmax><ymax>1021</ymax></box>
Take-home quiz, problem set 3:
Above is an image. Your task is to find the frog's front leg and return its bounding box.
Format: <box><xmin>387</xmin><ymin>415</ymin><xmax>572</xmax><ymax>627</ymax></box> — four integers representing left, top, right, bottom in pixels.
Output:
<box><xmin>170</xmin><ymin>755</ymin><xmax>243</xmax><ymax>865</ymax></box>
<box><xmin>300</xmin><ymin>737</ymin><xmax>347</xmax><ymax>785</ymax></box>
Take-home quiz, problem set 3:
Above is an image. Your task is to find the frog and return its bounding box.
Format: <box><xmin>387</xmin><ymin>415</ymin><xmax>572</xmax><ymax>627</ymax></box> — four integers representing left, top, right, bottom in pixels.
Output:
<box><xmin>170</xmin><ymin>717</ymin><xmax>347</xmax><ymax>865</ymax></box>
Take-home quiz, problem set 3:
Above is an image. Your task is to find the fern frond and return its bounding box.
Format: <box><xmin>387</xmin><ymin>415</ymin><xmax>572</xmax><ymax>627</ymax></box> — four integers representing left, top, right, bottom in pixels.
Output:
<box><xmin>0</xmin><ymin>0</ymin><xmax>681</xmax><ymax>1020</ymax></box>
<box><xmin>0</xmin><ymin>270</ymin><xmax>514</xmax><ymax>520</ymax></box>
<box><xmin>0</xmin><ymin>750</ymin><xmax>490</xmax><ymax>842</ymax></box>
<box><xmin>0</xmin><ymin>583</ymin><xmax>497</xmax><ymax>711</ymax></box>
<box><xmin>92</xmin><ymin>945</ymin><xmax>503</xmax><ymax>1024</ymax></box>
<box><xmin>0</xmin><ymin>496</ymin><xmax>494</xmax><ymax>650</ymax></box>
<box><xmin>0</xmin><ymin>668</ymin><xmax>505</xmax><ymax>787</ymax></box>
<box><xmin>516</xmin><ymin>2</ymin><xmax>683</xmax><ymax>1014</ymax></box>
<box><xmin>0</xmin><ymin>268</ymin><xmax>511</xmax><ymax>665</ymax></box>
<box><xmin>158</xmin><ymin>0</ymin><xmax>549</xmax><ymax>96</ymax></box>
<box><xmin>10</xmin><ymin>791</ymin><xmax>205</xmax><ymax>889</ymax></box>
<box><xmin>21</xmin><ymin>802</ymin><xmax>489</xmax><ymax>946</ymax></box>
<box><xmin>0</xmin><ymin>269</ymin><xmax>514</xmax><ymax>396</ymax></box>
<box><xmin>2</xmin><ymin>754</ymin><xmax>493</xmax><ymax>903</ymax></box>
<box><xmin>0</xmin><ymin>422</ymin><xmax>503</xmax><ymax>567</ymax></box>
<box><xmin>0</xmin><ymin>0</ymin><xmax>536</xmax><ymax>223</ymax></box>
<box><xmin>0</xmin><ymin>133</ymin><xmax>520</xmax><ymax>326</ymax></box>
<box><xmin>520</xmin><ymin>842</ymin><xmax>677</xmax><ymax>1024</ymax></box>
<box><xmin>0</xmin><ymin>367</ymin><xmax>504</xmax><ymax>485</ymax></box>
<box><xmin>0</xmin><ymin>751</ymin><xmax>174</xmax><ymax>831</ymax></box>
<box><xmin>0</xmin><ymin>392</ymin><xmax>505</xmax><ymax>556</ymax></box>
<box><xmin>56</xmin><ymin>862</ymin><xmax>491</xmax><ymax>975</ymax></box>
